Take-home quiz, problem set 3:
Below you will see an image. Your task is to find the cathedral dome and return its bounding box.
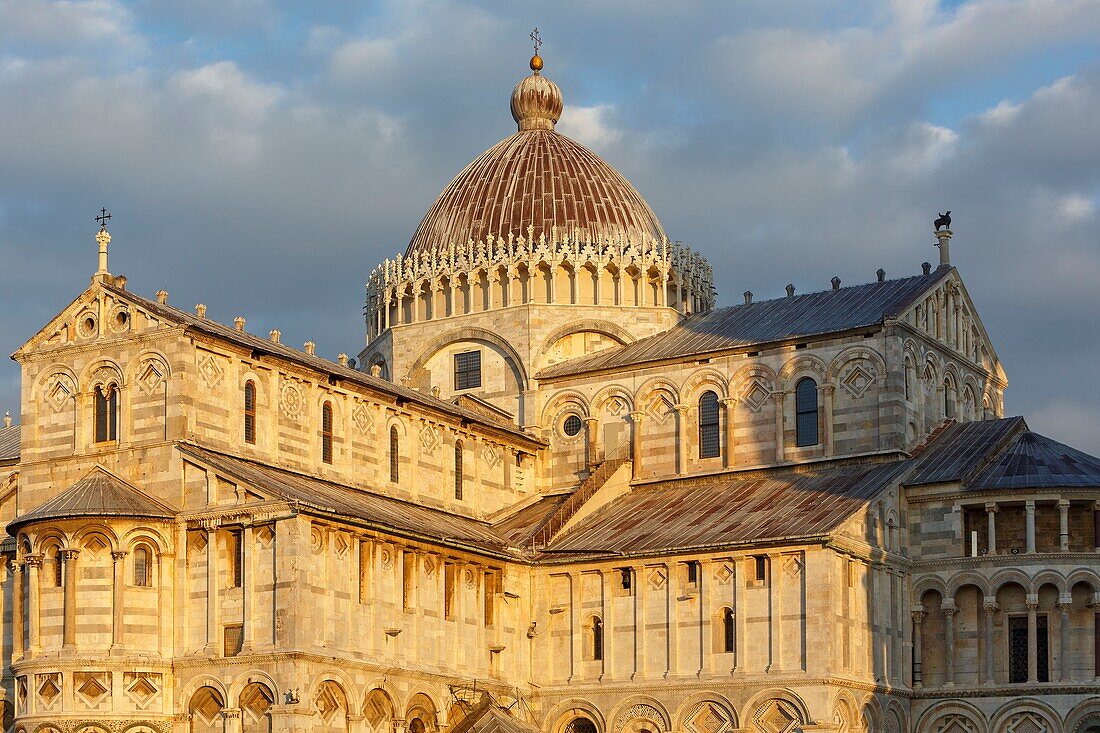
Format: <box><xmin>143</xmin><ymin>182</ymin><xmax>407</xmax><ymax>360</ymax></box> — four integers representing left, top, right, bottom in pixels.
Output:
<box><xmin>405</xmin><ymin>56</ymin><xmax>666</xmax><ymax>257</ymax></box>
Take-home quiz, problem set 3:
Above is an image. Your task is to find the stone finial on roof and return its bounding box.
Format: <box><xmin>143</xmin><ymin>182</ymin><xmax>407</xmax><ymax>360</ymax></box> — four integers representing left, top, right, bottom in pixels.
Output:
<box><xmin>94</xmin><ymin>207</ymin><xmax>112</xmax><ymax>278</ymax></box>
<box><xmin>3</xmin><ymin>411</ymin><xmax>10</xmax><ymax>428</ymax></box>
<box><xmin>786</xmin><ymin>283</ymin><xmax>795</xmax><ymax>297</ymax></box>
<box><xmin>304</xmin><ymin>341</ymin><xmax>315</xmax><ymax>356</ymax></box>
<box><xmin>115</xmin><ymin>275</ymin><xmax>127</xmax><ymax>290</ymax></box>
<box><xmin>743</xmin><ymin>291</ymin><xmax>752</xmax><ymax>304</ymax></box>
<box><xmin>195</xmin><ymin>303</ymin><xmax>207</xmax><ymax>319</ymax></box>
<box><xmin>156</xmin><ymin>290</ymin><xmax>168</xmax><ymax>305</ymax></box>
<box><xmin>234</xmin><ymin>316</ymin><xmax>246</xmax><ymax>332</ymax></box>
<box><xmin>338</xmin><ymin>353</ymin><xmax>348</xmax><ymax>367</ymax></box>
<box><xmin>269</xmin><ymin>329</ymin><xmax>281</xmax><ymax>344</ymax></box>
<box><xmin>831</xmin><ymin>276</ymin><xmax>841</xmax><ymax>290</ymax></box>
<box><xmin>876</xmin><ymin>268</ymin><xmax>886</xmax><ymax>283</ymax></box>
<box><xmin>922</xmin><ymin>261</ymin><xmax>932</xmax><ymax>275</ymax></box>
<box><xmin>369</xmin><ymin>364</ymin><xmax>382</xmax><ymax>378</ymax></box>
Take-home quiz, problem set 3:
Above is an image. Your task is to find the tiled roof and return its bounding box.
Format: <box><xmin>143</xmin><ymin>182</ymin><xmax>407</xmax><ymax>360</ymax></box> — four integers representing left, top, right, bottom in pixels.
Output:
<box><xmin>491</xmin><ymin>495</ymin><xmax>566</xmax><ymax>545</ymax></box>
<box><xmin>905</xmin><ymin>417</ymin><xmax>1028</xmax><ymax>485</ymax></box>
<box><xmin>543</xmin><ymin>460</ymin><xmax>911</xmax><ymax>557</ymax></box>
<box><xmin>0</xmin><ymin>425</ymin><xmax>19</xmax><ymax>463</ymax></box>
<box><xmin>9</xmin><ymin>467</ymin><xmax>176</xmax><ymax>531</ymax></box>
<box><xmin>540</xmin><ymin>270</ymin><xmax>950</xmax><ymax>378</ymax></box>
<box><xmin>968</xmin><ymin>431</ymin><xmax>1100</xmax><ymax>489</ymax></box>
<box><xmin>101</xmin><ymin>284</ymin><xmax>542</xmax><ymax>447</ymax></box>
<box><xmin>179</xmin><ymin>443</ymin><xmax>520</xmax><ymax>557</ymax></box>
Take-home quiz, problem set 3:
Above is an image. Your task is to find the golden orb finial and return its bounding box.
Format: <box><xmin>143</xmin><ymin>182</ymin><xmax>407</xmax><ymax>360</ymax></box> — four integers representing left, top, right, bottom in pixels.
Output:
<box><xmin>530</xmin><ymin>54</ymin><xmax>543</xmax><ymax>73</ymax></box>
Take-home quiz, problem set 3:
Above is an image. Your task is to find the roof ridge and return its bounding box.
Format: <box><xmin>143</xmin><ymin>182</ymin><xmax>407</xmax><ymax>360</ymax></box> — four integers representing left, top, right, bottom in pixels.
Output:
<box><xmin>959</xmin><ymin>417</ymin><xmax>1031</xmax><ymax>485</ymax></box>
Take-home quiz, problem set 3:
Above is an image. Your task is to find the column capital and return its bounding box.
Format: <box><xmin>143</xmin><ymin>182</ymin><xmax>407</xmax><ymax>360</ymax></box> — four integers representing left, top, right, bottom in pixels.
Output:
<box><xmin>673</xmin><ymin>403</ymin><xmax>691</xmax><ymax>415</ymax></box>
<box><xmin>222</xmin><ymin>707</ymin><xmax>242</xmax><ymax>720</ymax></box>
<box><xmin>583</xmin><ymin>416</ymin><xmax>599</xmax><ymax>425</ymax></box>
<box><xmin>941</xmin><ymin>600</ymin><xmax>957</xmax><ymax>615</ymax></box>
<box><xmin>984</xmin><ymin>501</ymin><xmax>998</xmax><ymax>513</ymax></box>
<box><xmin>1025</xmin><ymin>499</ymin><xmax>1036</xmax><ymax>510</ymax></box>
<box><xmin>24</xmin><ymin>554</ymin><xmax>42</xmax><ymax>568</ymax></box>
<box><xmin>1058</xmin><ymin>595</ymin><xmax>1073</xmax><ymax>609</ymax></box>
<box><xmin>771</xmin><ymin>390</ymin><xmax>787</xmax><ymax>403</ymax></box>
<box><xmin>983</xmin><ymin>597</ymin><xmax>999</xmax><ymax>612</ymax></box>
<box><xmin>111</xmin><ymin>550</ymin><xmax>128</xmax><ymax>561</ymax></box>
<box><xmin>911</xmin><ymin>609</ymin><xmax>926</xmax><ymax>623</ymax></box>
<box><xmin>1025</xmin><ymin>594</ymin><xmax>1039</xmax><ymax>610</ymax></box>
<box><xmin>1057</xmin><ymin>498</ymin><xmax>1071</xmax><ymax>509</ymax></box>
<box><xmin>720</xmin><ymin>397</ymin><xmax>738</xmax><ymax>407</ymax></box>
<box><xmin>628</xmin><ymin>411</ymin><xmax>646</xmax><ymax>424</ymax></box>
<box><xmin>60</xmin><ymin>548</ymin><xmax>80</xmax><ymax>561</ymax></box>
<box><xmin>820</xmin><ymin>383</ymin><xmax>836</xmax><ymax>395</ymax></box>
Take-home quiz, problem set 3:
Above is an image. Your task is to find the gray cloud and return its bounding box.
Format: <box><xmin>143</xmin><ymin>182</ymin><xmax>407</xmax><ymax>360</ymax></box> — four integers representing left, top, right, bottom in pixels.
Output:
<box><xmin>1</xmin><ymin>0</ymin><xmax>1098</xmax><ymax>454</ymax></box>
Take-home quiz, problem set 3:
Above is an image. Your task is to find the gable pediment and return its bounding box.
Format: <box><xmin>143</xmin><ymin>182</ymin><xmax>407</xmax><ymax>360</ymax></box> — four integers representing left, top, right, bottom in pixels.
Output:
<box><xmin>12</xmin><ymin>283</ymin><xmax>181</xmax><ymax>362</ymax></box>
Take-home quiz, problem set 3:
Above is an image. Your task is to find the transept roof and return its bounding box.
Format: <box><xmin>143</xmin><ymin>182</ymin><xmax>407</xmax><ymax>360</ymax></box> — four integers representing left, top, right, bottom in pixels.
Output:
<box><xmin>0</xmin><ymin>424</ymin><xmax>18</xmax><ymax>463</ymax></box>
<box><xmin>539</xmin><ymin>269</ymin><xmax>953</xmax><ymax>378</ymax></box>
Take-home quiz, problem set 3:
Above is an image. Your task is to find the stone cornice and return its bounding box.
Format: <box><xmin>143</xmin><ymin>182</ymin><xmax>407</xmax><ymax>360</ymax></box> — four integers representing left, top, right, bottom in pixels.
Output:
<box><xmin>911</xmin><ymin>681</ymin><xmax>1100</xmax><ymax>698</ymax></box>
<box><xmin>910</xmin><ymin>552</ymin><xmax>1100</xmax><ymax>570</ymax></box>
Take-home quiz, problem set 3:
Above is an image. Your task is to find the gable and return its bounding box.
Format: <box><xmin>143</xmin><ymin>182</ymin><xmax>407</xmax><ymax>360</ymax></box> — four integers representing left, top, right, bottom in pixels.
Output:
<box><xmin>894</xmin><ymin>268</ymin><xmax>1006</xmax><ymax>387</ymax></box>
<box><xmin>11</xmin><ymin>282</ymin><xmax>183</xmax><ymax>362</ymax></box>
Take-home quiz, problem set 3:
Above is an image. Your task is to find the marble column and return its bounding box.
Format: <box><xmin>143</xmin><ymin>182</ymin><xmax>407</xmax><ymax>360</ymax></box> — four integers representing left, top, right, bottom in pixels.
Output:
<box><xmin>822</xmin><ymin>384</ymin><xmax>835</xmax><ymax>456</ymax></box>
<box><xmin>911</xmin><ymin>608</ymin><xmax>925</xmax><ymax>687</ymax></box>
<box><xmin>242</xmin><ymin>524</ymin><xmax>255</xmax><ymax>652</ymax></box>
<box><xmin>942</xmin><ymin>601</ymin><xmax>957</xmax><ymax>686</ymax></box>
<box><xmin>983</xmin><ymin>598</ymin><xmax>998</xmax><ymax>684</ymax></box>
<box><xmin>26</xmin><ymin>554</ymin><xmax>41</xmax><ymax>656</ymax></box>
<box><xmin>11</xmin><ymin>561</ymin><xmax>23</xmax><ymax>660</ymax></box>
<box><xmin>985</xmin><ymin>502</ymin><xmax>998</xmax><ymax>555</ymax></box>
<box><xmin>222</xmin><ymin>708</ymin><xmax>242</xmax><ymax>733</ymax></box>
<box><xmin>62</xmin><ymin>548</ymin><xmax>80</xmax><ymax>650</ymax></box>
<box><xmin>1025</xmin><ymin>501</ymin><xmax>1036</xmax><ymax>553</ymax></box>
<box><xmin>206</xmin><ymin>527</ymin><xmax>219</xmax><ymax>653</ymax></box>
<box><xmin>111</xmin><ymin>550</ymin><xmax>126</xmax><ymax>650</ymax></box>
<box><xmin>1026</xmin><ymin>595</ymin><xmax>1039</xmax><ymax>683</ymax></box>
<box><xmin>674</xmin><ymin>404</ymin><xmax>690</xmax><ymax>476</ymax></box>
<box><xmin>629</xmin><ymin>411</ymin><xmax>645</xmax><ymax>480</ymax></box>
<box><xmin>721</xmin><ymin>397</ymin><xmax>737</xmax><ymax>468</ymax></box>
<box><xmin>1058</xmin><ymin>596</ymin><xmax>1072</xmax><ymax>682</ymax></box>
<box><xmin>583</xmin><ymin>417</ymin><xmax>600</xmax><ymax>468</ymax></box>
<box><xmin>1059</xmin><ymin>500</ymin><xmax>1070</xmax><ymax>551</ymax></box>
<box><xmin>773</xmin><ymin>391</ymin><xmax>786</xmax><ymax>463</ymax></box>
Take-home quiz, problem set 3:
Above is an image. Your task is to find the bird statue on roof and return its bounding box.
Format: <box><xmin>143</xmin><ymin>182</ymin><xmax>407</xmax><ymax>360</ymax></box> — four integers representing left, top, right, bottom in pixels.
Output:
<box><xmin>934</xmin><ymin>211</ymin><xmax>952</xmax><ymax>231</ymax></box>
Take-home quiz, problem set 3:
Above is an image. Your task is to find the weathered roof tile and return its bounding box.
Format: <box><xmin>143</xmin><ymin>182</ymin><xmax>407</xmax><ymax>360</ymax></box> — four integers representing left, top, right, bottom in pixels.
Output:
<box><xmin>8</xmin><ymin>467</ymin><xmax>176</xmax><ymax>532</ymax></box>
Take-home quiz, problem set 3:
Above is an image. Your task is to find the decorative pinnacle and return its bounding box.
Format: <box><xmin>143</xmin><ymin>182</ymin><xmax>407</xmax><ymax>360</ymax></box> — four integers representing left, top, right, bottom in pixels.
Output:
<box><xmin>94</xmin><ymin>207</ymin><xmax>112</xmax><ymax>277</ymax></box>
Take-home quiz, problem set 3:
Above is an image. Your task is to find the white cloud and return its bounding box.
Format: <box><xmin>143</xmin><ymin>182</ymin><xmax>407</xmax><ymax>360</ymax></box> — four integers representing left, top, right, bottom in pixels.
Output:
<box><xmin>557</xmin><ymin>105</ymin><xmax>622</xmax><ymax>150</ymax></box>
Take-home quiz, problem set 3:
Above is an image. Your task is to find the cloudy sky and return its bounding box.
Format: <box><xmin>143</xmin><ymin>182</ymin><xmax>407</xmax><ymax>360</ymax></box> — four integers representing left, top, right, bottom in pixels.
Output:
<box><xmin>1</xmin><ymin>0</ymin><xmax>1098</xmax><ymax>453</ymax></box>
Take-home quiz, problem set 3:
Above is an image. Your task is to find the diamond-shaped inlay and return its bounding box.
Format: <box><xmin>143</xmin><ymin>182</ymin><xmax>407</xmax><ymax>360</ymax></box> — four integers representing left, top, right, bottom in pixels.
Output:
<box><xmin>648</xmin><ymin>567</ymin><xmax>667</xmax><ymax>589</ymax></box>
<box><xmin>782</xmin><ymin>555</ymin><xmax>802</xmax><ymax>578</ymax></box>
<box><xmin>606</xmin><ymin>397</ymin><xmax>627</xmax><ymax>416</ymax></box>
<box><xmin>754</xmin><ymin>700</ymin><xmax>799</xmax><ymax>733</ymax></box>
<box><xmin>138</xmin><ymin>360</ymin><xmax>165</xmax><ymax>394</ymax></box>
<box><xmin>191</xmin><ymin>687</ymin><xmax>224</xmax><ymax>723</ymax></box>
<box><xmin>198</xmin><ymin>354</ymin><xmax>224</xmax><ymax>388</ymax></box>
<box><xmin>647</xmin><ymin>394</ymin><xmax>675</xmax><ymax>424</ymax></box>
<box><xmin>46</xmin><ymin>378</ymin><xmax>73</xmax><ymax>412</ymax></box>
<box><xmin>315</xmin><ymin>682</ymin><xmax>343</xmax><ymax>722</ymax></box>
<box><xmin>482</xmin><ymin>444</ymin><xmax>501</xmax><ymax>469</ymax></box>
<box><xmin>420</xmin><ymin>424</ymin><xmax>441</xmax><ymax>454</ymax></box>
<box><xmin>741</xmin><ymin>380</ymin><xmax>771</xmax><ymax>412</ymax></box>
<box><xmin>84</xmin><ymin>535</ymin><xmax>109</xmax><ymax>556</ymax></box>
<box><xmin>938</xmin><ymin>716</ymin><xmax>976</xmax><ymax>733</ymax></box>
<box><xmin>686</xmin><ymin>702</ymin><xmax>732</xmax><ymax>733</ymax></box>
<box><xmin>127</xmin><ymin>676</ymin><xmax>158</xmax><ymax>705</ymax></box>
<box><xmin>77</xmin><ymin>676</ymin><xmax>109</xmax><ymax>701</ymax></box>
<box><xmin>37</xmin><ymin>676</ymin><xmax>60</xmax><ymax>704</ymax></box>
<box><xmin>714</xmin><ymin>563</ymin><xmax>734</xmax><ymax>584</ymax></box>
<box><xmin>333</xmin><ymin>533</ymin><xmax>349</xmax><ymax>556</ymax></box>
<box><xmin>1006</xmin><ymin>714</ymin><xmax>1046</xmax><ymax>733</ymax></box>
<box><xmin>841</xmin><ymin>363</ymin><xmax>875</xmax><ymax>399</ymax></box>
<box><xmin>423</xmin><ymin>556</ymin><xmax>437</xmax><ymax>577</ymax></box>
<box><xmin>353</xmin><ymin>403</ymin><xmax>373</xmax><ymax>433</ymax></box>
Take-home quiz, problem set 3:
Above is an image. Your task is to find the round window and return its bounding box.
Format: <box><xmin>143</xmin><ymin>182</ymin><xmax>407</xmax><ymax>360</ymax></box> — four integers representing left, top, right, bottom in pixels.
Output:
<box><xmin>563</xmin><ymin>414</ymin><xmax>583</xmax><ymax>437</ymax></box>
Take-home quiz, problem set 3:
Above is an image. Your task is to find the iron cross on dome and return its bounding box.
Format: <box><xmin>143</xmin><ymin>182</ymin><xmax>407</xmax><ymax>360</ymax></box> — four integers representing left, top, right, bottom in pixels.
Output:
<box><xmin>95</xmin><ymin>207</ymin><xmax>112</xmax><ymax>230</ymax></box>
<box><xmin>530</xmin><ymin>27</ymin><xmax>542</xmax><ymax>56</ymax></box>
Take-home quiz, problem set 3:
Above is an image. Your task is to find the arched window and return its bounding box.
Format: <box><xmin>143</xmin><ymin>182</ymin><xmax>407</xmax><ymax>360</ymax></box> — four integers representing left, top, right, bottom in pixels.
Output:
<box><xmin>93</xmin><ymin>384</ymin><xmax>118</xmax><ymax>442</ymax></box>
<box><xmin>698</xmin><ymin>390</ymin><xmax>720</xmax><ymax>458</ymax></box>
<box><xmin>454</xmin><ymin>440</ymin><xmax>464</xmax><ymax>500</ymax></box>
<box><xmin>134</xmin><ymin>546</ymin><xmax>150</xmax><ymax>587</ymax></box>
<box><xmin>903</xmin><ymin>358</ymin><xmax>913</xmax><ymax>401</ymax></box>
<box><xmin>721</xmin><ymin>607</ymin><xmax>735</xmax><ymax>653</ymax></box>
<box><xmin>944</xmin><ymin>378</ymin><xmax>957</xmax><ymax>419</ymax></box>
<box><xmin>795</xmin><ymin>377</ymin><xmax>819</xmax><ymax>447</ymax></box>
<box><xmin>321</xmin><ymin>401</ymin><xmax>334</xmax><ymax>464</ymax></box>
<box><xmin>591</xmin><ymin>616</ymin><xmax>604</xmax><ymax>661</ymax></box>
<box><xmin>389</xmin><ymin>426</ymin><xmax>400</xmax><ymax>483</ymax></box>
<box><xmin>244</xmin><ymin>381</ymin><xmax>257</xmax><ymax>444</ymax></box>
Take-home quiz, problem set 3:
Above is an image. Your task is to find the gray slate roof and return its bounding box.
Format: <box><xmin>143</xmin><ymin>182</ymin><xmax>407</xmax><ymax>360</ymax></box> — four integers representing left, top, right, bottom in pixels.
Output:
<box><xmin>0</xmin><ymin>425</ymin><xmax>19</xmax><ymax>463</ymax></box>
<box><xmin>540</xmin><ymin>269</ymin><xmax>950</xmax><ymax>378</ymax></box>
<box><xmin>101</xmin><ymin>284</ymin><xmax>542</xmax><ymax>447</ymax></box>
<box><xmin>906</xmin><ymin>417</ymin><xmax>1027</xmax><ymax>485</ymax></box>
<box><xmin>9</xmin><ymin>467</ymin><xmax>177</xmax><ymax>532</ymax></box>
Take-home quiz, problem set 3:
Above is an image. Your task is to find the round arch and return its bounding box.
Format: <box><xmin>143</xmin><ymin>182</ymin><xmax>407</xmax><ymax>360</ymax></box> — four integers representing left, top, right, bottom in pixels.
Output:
<box><xmin>406</xmin><ymin>326</ymin><xmax>529</xmax><ymax>390</ymax></box>
<box><xmin>673</xmin><ymin>693</ymin><xmax>738</xmax><ymax>733</ymax></box>
<box><xmin>1066</xmin><ymin>700</ymin><xmax>1100</xmax><ymax>733</ymax></box>
<box><xmin>988</xmin><ymin>698</ymin><xmax>1063</xmax><ymax>733</ymax></box>
<box><xmin>546</xmin><ymin>700</ymin><xmax>607</xmax><ymax>733</ymax></box>
<box><xmin>915</xmin><ymin>701</ymin><xmax>987</xmax><ymax>733</ymax></box>
<box><xmin>536</xmin><ymin>319</ymin><xmax>637</xmax><ymax>368</ymax></box>
<box><xmin>740</xmin><ymin>689</ymin><xmax>810</xmax><ymax>733</ymax></box>
<box><xmin>608</xmin><ymin>695</ymin><xmax>670</xmax><ymax>733</ymax></box>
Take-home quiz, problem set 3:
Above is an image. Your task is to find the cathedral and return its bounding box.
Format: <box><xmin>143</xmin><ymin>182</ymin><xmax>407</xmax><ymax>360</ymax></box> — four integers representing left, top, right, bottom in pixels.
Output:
<box><xmin>1</xmin><ymin>49</ymin><xmax>1098</xmax><ymax>733</ymax></box>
